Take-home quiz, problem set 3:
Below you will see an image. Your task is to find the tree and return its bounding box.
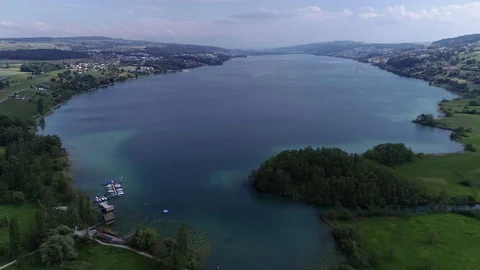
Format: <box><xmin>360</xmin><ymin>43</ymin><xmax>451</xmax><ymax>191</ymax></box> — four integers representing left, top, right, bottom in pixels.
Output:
<box><xmin>27</xmin><ymin>209</ymin><xmax>48</xmax><ymax>250</ymax></box>
<box><xmin>363</xmin><ymin>143</ymin><xmax>415</xmax><ymax>167</ymax></box>
<box><xmin>15</xmin><ymin>251</ymin><xmax>30</xmax><ymax>270</ymax></box>
<box><xmin>39</xmin><ymin>226</ymin><xmax>77</xmax><ymax>266</ymax></box>
<box><xmin>177</xmin><ymin>224</ymin><xmax>188</xmax><ymax>255</ymax></box>
<box><xmin>465</xmin><ymin>144</ymin><xmax>477</xmax><ymax>152</ymax></box>
<box><xmin>77</xmin><ymin>195</ymin><xmax>97</xmax><ymax>227</ymax></box>
<box><xmin>65</xmin><ymin>205</ymin><xmax>80</xmax><ymax>228</ymax></box>
<box><xmin>12</xmin><ymin>191</ymin><xmax>25</xmax><ymax>205</ymax></box>
<box><xmin>134</xmin><ymin>228</ymin><xmax>157</xmax><ymax>253</ymax></box>
<box><xmin>9</xmin><ymin>218</ymin><xmax>21</xmax><ymax>258</ymax></box>
<box><xmin>37</xmin><ymin>98</ymin><xmax>44</xmax><ymax>114</ymax></box>
<box><xmin>251</xmin><ymin>147</ymin><xmax>427</xmax><ymax>208</ymax></box>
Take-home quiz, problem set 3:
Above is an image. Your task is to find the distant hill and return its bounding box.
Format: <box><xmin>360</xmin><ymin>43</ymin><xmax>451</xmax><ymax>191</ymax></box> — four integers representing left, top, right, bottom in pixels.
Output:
<box><xmin>145</xmin><ymin>44</ymin><xmax>230</xmax><ymax>56</ymax></box>
<box><xmin>271</xmin><ymin>41</ymin><xmax>420</xmax><ymax>55</ymax></box>
<box><xmin>0</xmin><ymin>36</ymin><xmax>230</xmax><ymax>55</ymax></box>
<box><xmin>432</xmin><ymin>34</ymin><xmax>480</xmax><ymax>48</ymax></box>
<box><xmin>0</xmin><ymin>49</ymin><xmax>88</xmax><ymax>60</ymax></box>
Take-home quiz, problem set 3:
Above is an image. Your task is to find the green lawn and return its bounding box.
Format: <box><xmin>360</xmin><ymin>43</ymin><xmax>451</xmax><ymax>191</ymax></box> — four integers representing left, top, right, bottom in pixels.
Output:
<box><xmin>458</xmin><ymin>50</ymin><xmax>480</xmax><ymax>62</ymax></box>
<box><xmin>0</xmin><ymin>204</ymin><xmax>39</xmax><ymax>242</ymax></box>
<box><xmin>0</xmin><ymin>99</ymin><xmax>37</xmax><ymax>120</ymax></box>
<box><xmin>397</xmin><ymin>99</ymin><xmax>480</xmax><ymax>199</ymax></box>
<box><xmin>340</xmin><ymin>213</ymin><xmax>480</xmax><ymax>270</ymax></box>
<box><xmin>0</xmin><ymin>69</ymin><xmax>67</xmax><ymax>100</ymax></box>
<box><xmin>6</xmin><ymin>243</ymin><xmax>154</xmax><ymax>270</ymax></box>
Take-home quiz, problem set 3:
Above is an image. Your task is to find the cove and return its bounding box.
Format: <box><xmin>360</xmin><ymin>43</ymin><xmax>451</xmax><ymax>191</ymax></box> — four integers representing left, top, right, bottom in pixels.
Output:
<box><xmin>38</xmin><ymin>54</ymin><xmax>461</xmax><ymax>270</ymax></box>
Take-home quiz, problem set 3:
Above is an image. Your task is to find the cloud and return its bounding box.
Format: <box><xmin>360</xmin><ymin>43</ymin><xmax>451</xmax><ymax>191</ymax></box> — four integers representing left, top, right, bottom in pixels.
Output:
<box><xmin>230</xmin><ymin>6</ymin><xmax>323</xmax><ymax>21</ymax></box>
<box><xmin>360</xmin><ymin>7</ymin><xmax>376</xmax><ymax>12</ymax></box>
<box><xmin>359</xmin><ymin>2</ymin><xmax>480</xmax><ymax>22</ymax></box>
<box><xmin>341</xmin><ymin>9</ymin><xmax>352</xmax><ymax>16</ymax></box>
<box><xmin>33</xmin><ymin>22</ymin><xmax>51</xmax><ymax>32</ymax></box>
<box><xmin>166</xmin><ymin>29</ymin><xmax>176</xmax><ymax>36</ymax></box>
<box><xmin>0</xmin><ymin>21</ymin><xmax>16</xmax><ymax>28</ymax></box>
<box><xmin>359</xmin><ymin>12</ymin><xmax>381</xmax><ymax>19</ymax></box>
<box><xmin>2</xmin><ymin>2</ymin><xmax>480</xmax><ymax>48</ymax></box>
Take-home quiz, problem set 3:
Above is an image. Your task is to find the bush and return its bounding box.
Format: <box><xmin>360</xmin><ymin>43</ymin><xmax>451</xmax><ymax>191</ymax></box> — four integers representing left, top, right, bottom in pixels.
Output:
<box><xmin>60</xmin><ymin>261</ymin><xmax>94</xmax><ymax>270</ymax></box>
<box><xmin>333</xmin><ymin>227</ymin><xmax>371</xmax><ymax>269</ymax></box>
<box><xmin>428</xmin><ymin>230</ymin><xmax>437</xmax><ymax>244</ymax></box>
<box><xmin>12</xmin><ymin>191</ymin><xmax>25</xmax><ymax>206</ymax></box>
<box><xmin>0</xmin><ymin>241</ymin><xmax>8</xmax><ymax>257</ymax></box>
<box><xmin>0</xmin><ymin>215</ymin><xmax>9</xmax><ymax>227</ymax></box>
<box><xmin>335</xmin><ymin>265</ymin><xmax>357</xmax><ymax>270</ymax></box>
<box><xmin>465</xmin><ymin>144</ymin><xmax>477</xmax><ymax>152</ymax></box>
<box><xmin>133</xmin><ymin>228</ymin><xmax>157</xmax><ymax>253</ymax></box>
<box><xmin>460</xmin><ymin>180</ymin><xmax>472</xmax><ymax>187</ymax></box>
<box><xmin>39</xmin><ymin>226</ymin><xmax>77</xmax><ymax>266</ymax></box>
<box><xmin>469</xmin><ymin>100</ymin><xmax>480</xmax><ymax>106</ymax></box>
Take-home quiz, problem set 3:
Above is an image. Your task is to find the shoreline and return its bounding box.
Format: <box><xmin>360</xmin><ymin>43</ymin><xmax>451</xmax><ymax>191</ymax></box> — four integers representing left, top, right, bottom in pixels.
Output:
<box><xmin>33</xmin><ymin>60</ymin><xmax>232</xmax><ymax>125</ymax></box>
<box><xmin>325</xmin><ymin>54</ymin><xmax>469</xmax><ymax>152</ymax></box>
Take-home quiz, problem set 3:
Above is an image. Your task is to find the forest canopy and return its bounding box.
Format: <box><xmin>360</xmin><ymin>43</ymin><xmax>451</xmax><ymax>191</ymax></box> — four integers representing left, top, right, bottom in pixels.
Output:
<box><xmin>250</xmin><ymin>146</ymin><xmax>427</xmax><ymax>208</ymax></box>
<box><xmin>0</xmin><ymin>115</ymin><xmax>73</xmax><ymax>205</ymax></box>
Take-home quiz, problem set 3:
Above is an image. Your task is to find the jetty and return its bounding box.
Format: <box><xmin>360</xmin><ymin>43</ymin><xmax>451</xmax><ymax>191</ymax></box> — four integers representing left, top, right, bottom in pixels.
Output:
<box><xmin>91</xmin><ymin>177</ymin><xmax>125</xmax><ymax>203</ymax></box>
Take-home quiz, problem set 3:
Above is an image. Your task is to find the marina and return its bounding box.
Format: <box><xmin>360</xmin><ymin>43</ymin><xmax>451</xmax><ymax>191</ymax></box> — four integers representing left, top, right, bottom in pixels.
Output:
<box><xmin>91</xmin><ymin>177</ymin><xmax>125</xmax><ymax>202</ymax></box>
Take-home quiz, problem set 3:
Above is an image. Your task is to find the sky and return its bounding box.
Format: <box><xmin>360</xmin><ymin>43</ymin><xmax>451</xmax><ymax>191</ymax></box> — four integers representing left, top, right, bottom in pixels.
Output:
<box><xmin>1</xmin><ymin>0</ymin><xmax>480</xmax><ymax>48</ymax></box>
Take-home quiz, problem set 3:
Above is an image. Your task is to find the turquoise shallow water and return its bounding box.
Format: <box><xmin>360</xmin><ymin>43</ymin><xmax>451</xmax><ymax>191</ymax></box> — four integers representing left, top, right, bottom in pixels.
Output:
<box><xmin>39</xmin><ymin>55</ymin><xmax>461</xmax><ymax>270</ymax></box>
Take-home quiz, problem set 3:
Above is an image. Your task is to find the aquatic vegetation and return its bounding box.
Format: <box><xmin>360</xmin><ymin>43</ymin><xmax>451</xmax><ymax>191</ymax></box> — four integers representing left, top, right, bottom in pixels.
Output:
<box><xmin>113</xmin><ymin>208</ymin><xmax>149</xmax><ymax>233</ymax></box>
<box><xmin>150</xmin><ymin>219</ymin><xmax>211</xmax><ymax>260</ymax></box>
<box><xmin>298</xmin><ymin>245</ymin><xmax>339</xmax><ymax>270</ymax></box>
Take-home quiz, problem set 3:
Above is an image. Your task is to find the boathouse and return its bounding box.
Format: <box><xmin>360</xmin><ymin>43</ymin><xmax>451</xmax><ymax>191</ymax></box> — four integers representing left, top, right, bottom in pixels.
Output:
<box><xmin>99</xmin><ymin>202</ymin><xmax>115</xmax><ymax>225</ymax></box>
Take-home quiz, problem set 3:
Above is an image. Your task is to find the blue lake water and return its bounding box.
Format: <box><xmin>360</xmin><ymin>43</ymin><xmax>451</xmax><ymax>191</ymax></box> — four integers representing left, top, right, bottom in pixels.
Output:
<box><xmin>39</xmin><ymin>55</ymin><xmax>461</xmax><ymax>270</ymax></box>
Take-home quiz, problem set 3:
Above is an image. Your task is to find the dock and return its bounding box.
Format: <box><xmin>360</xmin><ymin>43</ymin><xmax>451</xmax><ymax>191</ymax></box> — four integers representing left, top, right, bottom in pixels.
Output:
<box><xmin>91</xmin><ymin>177</ymin><xmax>125</xmax><ymax>203</ymax></box>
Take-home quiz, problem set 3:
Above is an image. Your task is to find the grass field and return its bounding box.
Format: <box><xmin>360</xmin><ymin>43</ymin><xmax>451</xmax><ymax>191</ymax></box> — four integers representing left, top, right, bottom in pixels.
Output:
<box><xmin>458</xmin><ymin>49</ymin><xmax>480</xmax><ymax>62</ymax></box>
<box><xmin>6</xmin><ymin>243</ymin><xmax>154</xmax><ymax>270</ymax></box>
<box><xmin>397</xmin><ymin>99</ymin><xmax>480</xmax><ymax>199</ymax></box>
<box><xmin>0</xmin><ymin>99</ymin><xmax>38</xmax><ymax>119</ymax></box>
<box><xmin>0</xmin><ymin>68</ymin><xmax>66</xmax><ymax>101</ymax></box>
<box><xmin>0</xmin><ymin>42</ymin><xmax>57</xmax><ymax>51</ymax></box>
<box><xmin>0</xmin><ymin>204</ymin><xmax>39</xmax><ymax>242</ymax></box>
<box><xmin>340</xmin><ymin>213</ymin><xmax>480</xmax><ymax>270</ymax></box>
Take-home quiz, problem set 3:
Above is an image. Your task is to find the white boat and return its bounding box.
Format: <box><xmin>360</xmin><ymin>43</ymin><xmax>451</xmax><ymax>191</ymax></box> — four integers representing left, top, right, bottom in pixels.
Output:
<box><xmin>117</xmin><ymin>191</ymin><xmax>124</xmax><ymax>195</ymax></box>
<box><xmin>106</xmin><ymin>184</ymin><xmax>122</xmax><ymax>188</ymax></box>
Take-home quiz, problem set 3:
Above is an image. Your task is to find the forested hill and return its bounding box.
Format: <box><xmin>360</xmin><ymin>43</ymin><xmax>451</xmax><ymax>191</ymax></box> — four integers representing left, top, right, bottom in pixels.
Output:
<box><xmin>0</xmin><ymin>36</ymin><xmax>231</xmax><ymax>55</ymax></box>
<box><xmin>145</xmin><ymin>44</ymin><xmax>230</xmax><ymax>56</ymax></box>
<box><xmin>432</xmin><ymin>34</ymin><xmax>480</xmax><ymax>48</ymax></box>
<box><xmin>0</xmin><ymin>49</ymin><xmax>88</xmax><ymax>60</ymax></box>
<box><xmin>270</xmin><ymin>41</ymin><xmax>420</xmax><ymax>55</ymax></box>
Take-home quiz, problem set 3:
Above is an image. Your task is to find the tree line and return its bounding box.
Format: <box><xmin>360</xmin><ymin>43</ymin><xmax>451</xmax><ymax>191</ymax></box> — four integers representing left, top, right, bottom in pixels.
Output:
<box><xmin>132</xmin><ymin>225</ymin><xmax>202</xmax><ymax>270</ymax></box>
<box><xmin>250</xmin><ymin>144</ymin><xmax>427</xmax><ymax>209</ymax></box>
<box><xmin>20</xmin><ymin>62</ymin><xmax>63</xmax><ymax>75</ymax></box>
<box><xmin>0</xmin><ymin>49</ymin><xmax>87</xmax><ymax>60</ymax></box>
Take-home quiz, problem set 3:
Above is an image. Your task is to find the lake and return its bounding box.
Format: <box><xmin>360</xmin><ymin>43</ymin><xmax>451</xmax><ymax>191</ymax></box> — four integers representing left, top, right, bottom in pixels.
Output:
<box><xmin>39</xmin><ymin>55</ymin><xmax>461</xmax><ymax>270</ymax></box>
